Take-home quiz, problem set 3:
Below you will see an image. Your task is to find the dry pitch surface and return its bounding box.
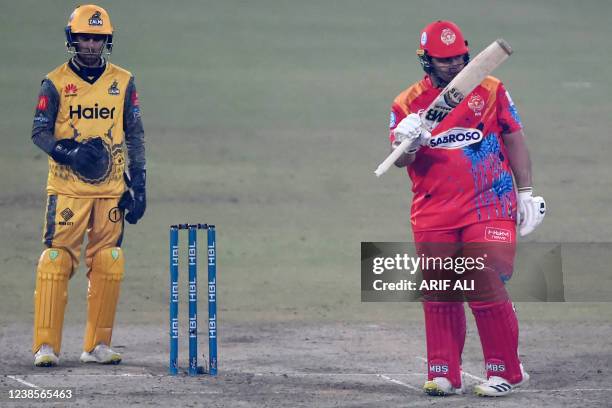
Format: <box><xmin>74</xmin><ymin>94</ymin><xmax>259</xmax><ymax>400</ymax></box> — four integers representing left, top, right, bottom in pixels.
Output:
<box><xmin>2</xmin><ymin>317</ymin><xmax>611</xmax><ymax>407</ymax></box>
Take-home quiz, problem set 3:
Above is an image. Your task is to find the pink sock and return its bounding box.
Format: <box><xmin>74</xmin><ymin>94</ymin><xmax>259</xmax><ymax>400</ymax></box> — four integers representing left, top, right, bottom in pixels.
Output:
<box><xmin>470</xmin><ymin>300</ymin><xmax>523</xmax><ymax>384</ymax></box>
<box><xmin>423</xmin><ymin>301</ymin><xmax>465</xmax><ymax>388</ymax></box>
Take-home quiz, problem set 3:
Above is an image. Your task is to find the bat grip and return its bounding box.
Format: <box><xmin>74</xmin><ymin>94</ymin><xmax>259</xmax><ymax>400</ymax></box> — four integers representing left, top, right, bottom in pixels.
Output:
<box><xmin>373</xmin><ymin>139</ymin><xmax>412</xmax><ymax>177</ymax></box>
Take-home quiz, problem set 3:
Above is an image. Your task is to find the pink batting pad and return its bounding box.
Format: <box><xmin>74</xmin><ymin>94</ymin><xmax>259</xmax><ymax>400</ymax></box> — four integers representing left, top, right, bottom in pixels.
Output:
<box><xmin>423</xmin><ymin>301</ymin><xmax>466</xmax><ymax>388</ymax></box>
<box><xmin>469</xmin><ymin>300</ymin><xmax>523</xmax><ymax>384</ymax></box>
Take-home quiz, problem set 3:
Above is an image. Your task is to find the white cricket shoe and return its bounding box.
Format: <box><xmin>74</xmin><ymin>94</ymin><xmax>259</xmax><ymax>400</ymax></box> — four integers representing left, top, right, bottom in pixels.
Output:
<box><xmin>34</xmin><ymin>344</ymin><xmax>59</xmax><ymax>367</ymax></box>
<box><xmin>80</xmin><ymin>343</ymin><xmax>122</xmax><ymax>365</ymax></box>
<box><xmin>474</xmin><ymin>365</ymin><xmax>530</xmax><ymax>397</ymax></box>
<box><xmin>423</xmin><ymin>377</ymin><xmax>463</xmax><ymax>396</ymax></box>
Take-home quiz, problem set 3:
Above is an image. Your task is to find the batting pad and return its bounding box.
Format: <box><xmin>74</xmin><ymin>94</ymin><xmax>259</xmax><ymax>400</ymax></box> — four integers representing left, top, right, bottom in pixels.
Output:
<box><xmin>423</xmin><ymin>301</ymin><xmax>466</xmax><ymax>388</ymax></box>
<box><xmin>470</xmin><ymin>300</ymin><xmax>523</xmax><ymax>384</ymax></box>
<box><xmin>33</xmin><ymin>248</ymin><xmax>73</xmax><ymax>354</ymax></box>
<box><xmin>83</xmin><ymin>247</ymin><xmax>124</xmax><ymax>352</ymax></box>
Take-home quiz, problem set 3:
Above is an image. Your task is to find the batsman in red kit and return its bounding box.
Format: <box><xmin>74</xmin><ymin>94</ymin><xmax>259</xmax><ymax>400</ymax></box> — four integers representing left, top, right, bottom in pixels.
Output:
<box><xmin>30</xmin><ymin>5</ymin><xmax>146</xmax><ymax>367</ymax></box>
<box><xmin>387</xmin><ymin>21</ymin><xmax>546</xmax><ymax>396</ymax></box>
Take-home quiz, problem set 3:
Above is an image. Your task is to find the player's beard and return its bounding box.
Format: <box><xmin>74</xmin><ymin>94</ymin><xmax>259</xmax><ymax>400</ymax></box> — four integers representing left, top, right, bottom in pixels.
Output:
<box><xmin>432</xmin><ymin>65</ymin><xmax>464</xmax><ymax>88</ymax></box>
<box><xmin>75</xmin><ymin>48</ymin><xmax>103</xmax><ymax>67</ymax></box>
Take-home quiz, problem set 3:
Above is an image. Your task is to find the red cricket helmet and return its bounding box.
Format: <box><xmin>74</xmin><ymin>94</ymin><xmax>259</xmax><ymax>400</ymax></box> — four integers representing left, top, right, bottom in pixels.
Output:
<box><xmin>417</xmin><ymin>20</ymin><xmax>470</xmax><ymax>73</ymax></box>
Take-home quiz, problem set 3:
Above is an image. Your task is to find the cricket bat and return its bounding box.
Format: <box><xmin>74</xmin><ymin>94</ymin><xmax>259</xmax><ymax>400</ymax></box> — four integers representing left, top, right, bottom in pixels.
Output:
<box><xmin>374</xmin><ymin>38</ymin><xmax>513</xmax><ymax>177</ymax></box>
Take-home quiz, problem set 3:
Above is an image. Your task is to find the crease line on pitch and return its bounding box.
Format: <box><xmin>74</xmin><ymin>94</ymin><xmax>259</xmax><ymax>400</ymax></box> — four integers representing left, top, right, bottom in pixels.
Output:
<box><xmin>377</xmin><ymin>374</ymin><xmax>421</xmax><ymax>391</ymax></box>
<box><xmin>252</xmin><ymin>372</ymin><xmax>422</xmax><ymax>377</ymax></box>
<box><xmin>6</xmin><ymin>375</ymin><xmax>42</xmax><ymax>389</ymax></box>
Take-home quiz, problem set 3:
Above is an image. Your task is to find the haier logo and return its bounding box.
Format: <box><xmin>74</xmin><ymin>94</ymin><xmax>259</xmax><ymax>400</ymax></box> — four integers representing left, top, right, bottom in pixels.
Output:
<box><xmin>69</xmin><ymin>104</ymin><xmax>115</xmax><ymax>119</ymax></box>
<box><xmin>428</xmin><ymin>127</ymin><xmax>483</xmax><ymax>149</ymax></box>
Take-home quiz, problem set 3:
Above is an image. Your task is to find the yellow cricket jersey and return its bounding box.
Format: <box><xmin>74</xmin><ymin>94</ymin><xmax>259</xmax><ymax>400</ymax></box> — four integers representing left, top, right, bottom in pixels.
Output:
<box><xmin>45</xmin><ymin>62</ymin><xmax>131</xmax><ymax>197</ymax></box>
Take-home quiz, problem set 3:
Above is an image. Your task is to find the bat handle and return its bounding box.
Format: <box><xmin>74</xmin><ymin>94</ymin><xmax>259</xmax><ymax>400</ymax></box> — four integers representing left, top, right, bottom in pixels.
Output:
<box><xmin>374</xmin><ymin>139</ymin><xmax>412</xmax><ymax>177</ymax></box>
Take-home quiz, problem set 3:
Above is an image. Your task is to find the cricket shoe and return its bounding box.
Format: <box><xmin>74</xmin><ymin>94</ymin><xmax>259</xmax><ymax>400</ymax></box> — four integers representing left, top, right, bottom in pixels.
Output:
<box><xmin>423</xmin><ymin>377</ymin><xmax>463</xmax><ymax>396</ymax></box>
<box><xmin>34</xmin><ymin>344</ymin><xmax>59</xmax><ymax>367</ymax></box>
<box><xmin>474</xmin><ymin>365</ymin><xmax>530</xmax><ymax>397</ymax></box>
<box><xmin>80</xmin><ymin>344</ymin><xmax>122</xmax><ymax>365</ymax></box>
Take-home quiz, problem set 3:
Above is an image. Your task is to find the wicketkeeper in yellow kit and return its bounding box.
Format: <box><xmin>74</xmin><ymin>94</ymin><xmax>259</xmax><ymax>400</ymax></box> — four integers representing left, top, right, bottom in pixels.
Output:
<box><xmin>30</xmin><ymin>4</ymin><xmax>146</xmax><ymax>366</ymax></box>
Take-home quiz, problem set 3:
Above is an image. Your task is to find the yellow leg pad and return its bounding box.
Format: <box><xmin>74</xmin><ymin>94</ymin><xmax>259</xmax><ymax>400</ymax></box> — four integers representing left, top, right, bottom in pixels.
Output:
<box><xmin>83</xmin><ymin>248</ymin><xmax>125</xmax><ymax>352</ymax></box>
<box><xmin>33</xmin><ymin>248</ymin><xmax>72</xmax><ymax>354</ymax></box>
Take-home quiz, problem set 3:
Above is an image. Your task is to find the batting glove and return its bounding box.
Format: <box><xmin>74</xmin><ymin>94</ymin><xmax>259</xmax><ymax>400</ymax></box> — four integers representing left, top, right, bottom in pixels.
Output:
<box><xmin>517</xmin><ymin>187</ymin><xmax>546</xmax><ymax>236</ymax></box>
<box><xmin>393</xmin><ymin>113</ymin><xmax>430</xmax><ymax>154</ymax></box>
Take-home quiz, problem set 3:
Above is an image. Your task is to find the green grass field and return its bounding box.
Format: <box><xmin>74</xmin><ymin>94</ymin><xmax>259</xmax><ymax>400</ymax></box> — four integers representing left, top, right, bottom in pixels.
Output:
<box><xmin>2</xmin><ymin>0</ymin><xmax>612</xmax><ymax>324</ymax></box>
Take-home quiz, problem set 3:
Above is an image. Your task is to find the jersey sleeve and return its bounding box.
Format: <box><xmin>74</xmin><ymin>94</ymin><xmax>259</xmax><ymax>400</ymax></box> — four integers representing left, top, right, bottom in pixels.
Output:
<box><xmin>496</xmin><ymin>82</ymin><xmax>522</xmax><ymax>134</ymax></box>
<box><xmin>123</xmin><ymin>76</ymin><xmax>146</xmax><ymax>172</ymax></box>
<box><xmin>389</xmin><ymin>101</ymin><xmax>410</xmax><ymax>144</ymax></box>
<box><xmin>31</xmin><ymin>79</ymin><xmax>60</xmax><ymax>154</ymax></box>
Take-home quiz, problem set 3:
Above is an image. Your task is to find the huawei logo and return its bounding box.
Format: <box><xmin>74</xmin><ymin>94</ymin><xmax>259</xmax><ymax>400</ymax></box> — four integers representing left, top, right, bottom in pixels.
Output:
<box><xmin>64</xmin><ymin>83</ymin><xmax>78</xmax><ymax>97</ymax></box>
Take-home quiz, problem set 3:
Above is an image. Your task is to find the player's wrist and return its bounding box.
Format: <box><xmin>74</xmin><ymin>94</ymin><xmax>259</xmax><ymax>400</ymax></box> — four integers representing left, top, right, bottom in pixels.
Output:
<box><xmin>518</xmin><ymin>186</ymin><xmax>533</xmax><ymax>198</ymax></box>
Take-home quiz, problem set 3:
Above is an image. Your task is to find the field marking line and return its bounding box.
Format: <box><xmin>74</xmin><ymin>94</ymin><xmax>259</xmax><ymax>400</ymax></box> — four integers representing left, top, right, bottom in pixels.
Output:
<box><xmin>377</xmin><ymin>374</ymin><xmax>421</xmax><ymax>392</ymax></box>
<box><xmin>253</xmin><ymin>372</ymin><xmax>423</xmax><ymax>377</ymax></box>
<box><xmin>6</xmin><ymin>375</ymin><xmax>42</xmax><ymax>389</ymax></box>
<box><xmin>12</xmin><ymin>372</ymin><xmax>424</xmax><ymax>379</ymax></box>
<box><xmin>460</xmin><ymin>371</ymin><xmax>486</xmax><ymax>382</ymax></box>
<box><xmin>416</xmin><ymin>356</ymin><xmax>486</xmax><ymax>382</ymax></box>
<box><xmin>515</xmin><ymin>388</ymin><xmax>612</xmax><ymax>393</ymax></box>
<box><xmin>7</xmin><ymin>373</ymin><xmax>162</xmax><ymax>378</ymax></box>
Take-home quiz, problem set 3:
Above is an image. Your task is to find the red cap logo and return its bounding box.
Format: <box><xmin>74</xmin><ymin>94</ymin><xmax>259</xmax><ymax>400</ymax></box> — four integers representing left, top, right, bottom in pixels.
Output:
<box><xmin>440</xmin><ymin>28</ymin><xmax>456</xmax><ymax>45</ymax></box>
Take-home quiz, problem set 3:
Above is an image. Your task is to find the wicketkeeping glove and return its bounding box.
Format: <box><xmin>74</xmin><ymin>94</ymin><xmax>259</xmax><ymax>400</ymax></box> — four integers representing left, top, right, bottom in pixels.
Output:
<box><xmin>392</xmin><ymin>113</ymin><xmax>431</xmax><ymax>154</ymax></box>
<box><xmin>119</xmin><ymin>169</ymin><xmax>147</xmax><ymax>225</ymax></box>
<box><xmin>50</xmin><ymin>137</ymin><xmax>107</xmax><ymax>179</ymax></box>
<box><xmin>50</xmin><ymin>137</ymin><xmax>104</xmax><ymax>166</ymax></box>
<box><xmin>517</xmin><ymin>187</ymin><xmax>546</xmax><ymax>236</ymax></box>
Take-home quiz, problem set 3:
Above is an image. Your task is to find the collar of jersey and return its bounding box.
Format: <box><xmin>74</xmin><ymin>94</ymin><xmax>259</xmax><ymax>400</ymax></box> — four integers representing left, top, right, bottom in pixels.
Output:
<box><xmin>68</xmin><ymin>58</ymin><xmax>107</xmax><ymax>85</ymax></box>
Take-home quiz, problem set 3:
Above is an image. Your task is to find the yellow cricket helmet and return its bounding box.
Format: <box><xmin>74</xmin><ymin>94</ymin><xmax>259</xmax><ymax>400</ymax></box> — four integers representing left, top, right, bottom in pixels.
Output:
<box><xmin>65</xmin><ymin>4</ymin><xmax>114</xmax><ymax>54</ymax></box>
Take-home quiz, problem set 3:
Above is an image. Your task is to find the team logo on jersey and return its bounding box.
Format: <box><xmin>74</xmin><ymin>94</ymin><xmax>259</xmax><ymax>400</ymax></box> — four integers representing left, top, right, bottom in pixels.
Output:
<box><xmin>440</xmin><ymin>28</ymin><xmax>456</xmax><ymax>45</ymax></box>
<box><xmin>108</xmin><ymin>80</ymin><xmax>120</xmax><ymax>96</ymax></box>
<box><xmin>89</xmin><ymin>11</ymin><xmax>103</xmax><ymax>26</ymax></box>
<box><xmin>64</xmin><ymin>83</ymin><xmax>78</xmax><ymax>97</ymax></box>
<box><xmin>467</xmin><ymin>94</ymin><xmax>485</xmax><ymax>116</ymax></box>
<box><xmin>37</xmin><ymin>95</ymin><xmax>49</xmax><ymax>111</ymax></box>
<box><xmin>389</xmin><ymin>111</ymin><xmax>397</xmax><ymax>129</ymax></box>
<box><xmin>428</xmin><ymin>127</ymin><xmax>483</xmax><ymax>149</ymax></box>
